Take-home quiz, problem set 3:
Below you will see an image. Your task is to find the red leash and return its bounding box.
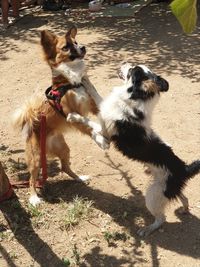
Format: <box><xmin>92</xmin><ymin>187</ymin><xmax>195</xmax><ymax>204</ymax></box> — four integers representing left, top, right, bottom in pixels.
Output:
<box><xmin>39</xmin><ymin>113</ymin><xmax>48</xmax><ymax>186</ymax></box>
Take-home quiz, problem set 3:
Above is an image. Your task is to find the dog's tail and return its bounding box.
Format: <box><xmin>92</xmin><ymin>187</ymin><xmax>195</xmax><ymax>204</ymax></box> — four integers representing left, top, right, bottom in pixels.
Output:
<box><xmin>12</xmin><ymin>93</ymin><xmax>43</xmax><ymax>139</ymax></box>
<box><xmin>164</xmin><ymin>159</ymin><xmax>200</xmax><ymax>199</ymax></box>
<box><xmin>185</xmin><ymin>160</ymin><xmax>200</xmax><ymax>179</ymax></box>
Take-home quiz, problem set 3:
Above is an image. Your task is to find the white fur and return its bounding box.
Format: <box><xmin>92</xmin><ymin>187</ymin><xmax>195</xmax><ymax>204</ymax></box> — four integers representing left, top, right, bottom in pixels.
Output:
<box><xmin>78</xmin><ymin>175</ymin><xmax>90</xmax><ymax>181</ymax></box>
<box><xmin>81</xmin><ymin>75</ymin><xmax>103</xmax><ymax>106</ymax></box>
<box><xmin>99</xmin><ymin>83</ymin><xmax>159</xmax><ymax>138</ymax></box>
<box><xmin>66</xmin><ymin>113</ymin><xmax>109</xmax><ymax>150</ymax></box>
<box><xmin>67</xmin><ymin>113</ymin><xmax>102</xmax><ymax>132</ymax></box>
<box><xmin>29</xmin><ymin>194</ymin><xmax>42</xmax><ymax>206</ymax></box>
<box><xmin>138</xmin><ymin>64</ymin><xmax>152</xmax><ymax>74</ymax></box>
<box><xmin>137</xmin><ymin>166</ymin><xmax>169</xmax><ymax>236</ymax></box>
<box><xmin>52</xmin><ymin>59</ymin><xmax>86</xmax><ymax>84</ymax></box>
<box><xmin>91</xmin><ymin>132</ymin><xmax>110</xmax><ymax>150</ymax></box>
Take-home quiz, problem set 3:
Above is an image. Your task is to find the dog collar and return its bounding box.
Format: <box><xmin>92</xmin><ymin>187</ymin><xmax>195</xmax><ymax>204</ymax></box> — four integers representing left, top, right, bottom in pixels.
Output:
<box><xmin>45</xmin><ymin>83</ymin><xmax>82</xmax><ymax>118</ymax></box>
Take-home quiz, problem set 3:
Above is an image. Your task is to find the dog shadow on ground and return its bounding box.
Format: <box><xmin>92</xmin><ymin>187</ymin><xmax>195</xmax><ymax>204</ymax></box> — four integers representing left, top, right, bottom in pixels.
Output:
<box><xmin>0</xmin><ymin>194</ymin><xmax>68</xmax><ymax>267</ymax></box>
<box><xmin>1</xmin><ymin>152</ymin><xmax>200</xmax><ymax>266</ymax></box>
<box><xmin>0</xmin><ymin>146</ymin><xmax>67</xmax><ymax>267</ymax></box>
<box><xmin>41</xmin><ymin>153</ymin><xmax>200</xmax><ymax>267</ymax></box>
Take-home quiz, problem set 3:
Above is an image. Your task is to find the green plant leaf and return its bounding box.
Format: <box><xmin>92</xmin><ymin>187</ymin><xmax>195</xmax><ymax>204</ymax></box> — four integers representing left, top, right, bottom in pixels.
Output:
<box><xmin>170</xmin><ymin>0</ymin><xmax>197</xmax><ymax>33</ymax></box>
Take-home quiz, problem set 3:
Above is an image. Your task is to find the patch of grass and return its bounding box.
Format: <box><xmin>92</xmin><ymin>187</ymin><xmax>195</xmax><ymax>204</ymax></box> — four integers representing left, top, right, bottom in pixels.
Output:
<box><xmin>62</xmin><ymin>244</ymin><xmax>81</xmax><ymax>266</ymax></box>
<box><xmin>9</xmin><ymin>251</ymin><xmax>18</xmax><ymax>260</ymax></box>
<box><xmin>0</xmin><ymin>231</ymin><xmax>9</xmax><ymax>241</ymax></box>
<box><xmin>72</xmin><ymin>244</ymin><xmax>80</xmax><ymax>265</ymax></box>
<box><xmin>62</xmin><ymin>257</ymin><xmax>71</xmax><ymax>266</ymax></box>
<box><xmin>28</xmin><ymin>204</ymin><xmax>42</xmax><ymax>218</ymax></box>
<box><xmin>3</xmin><ymin>157</ymin><xmax>27</xmax><ymax>174</ymax></box>
<box><xmin>63</xmin><ymin>196</ymin><xmax>93</xmax><ymax>229</ymax></box>
<box><xmin>103</xmin><ymin>230</ymin><xmax>129</xmax><ymax>246</ymax></box>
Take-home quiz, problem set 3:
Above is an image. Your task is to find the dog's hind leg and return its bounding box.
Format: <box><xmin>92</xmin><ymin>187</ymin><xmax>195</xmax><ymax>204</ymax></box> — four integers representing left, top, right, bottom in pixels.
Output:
<box><xmin>26</xmin><ymin>133</ymin><xmax>41</xmax><ymax>206</ymax></box>
<box><xmin>47</xmin><ymin>134</ymin><xmax>89</xmax><ymax>182</ymax></box>
<box><xmin>137</xmin><ymin>180</ymin><xmax>168</xmax><ymax>237</ymax></box>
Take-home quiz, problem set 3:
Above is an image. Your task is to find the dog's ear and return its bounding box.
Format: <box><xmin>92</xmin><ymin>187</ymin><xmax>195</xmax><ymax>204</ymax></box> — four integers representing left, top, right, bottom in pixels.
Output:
<box><xmin>41</xmin><ymin>30</ymin><xmax>57</xmax><ymax>60</ymax></box>
<box><xmin>156</xmin><ymin>76</ymin><xmax>169</xmax><ymax>92</ymax></box>
<box><xmin>66</xmin><ymin>26</ymin><xmax>77</xmax><ymax>39</ymax></box>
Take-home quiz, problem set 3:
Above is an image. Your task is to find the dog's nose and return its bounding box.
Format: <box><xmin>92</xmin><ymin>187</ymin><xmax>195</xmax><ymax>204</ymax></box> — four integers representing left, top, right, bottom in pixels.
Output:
<box><xmin>80</xmin><ymin>46</ymin><xmax>86</xmax><ymax>53</ymax></box>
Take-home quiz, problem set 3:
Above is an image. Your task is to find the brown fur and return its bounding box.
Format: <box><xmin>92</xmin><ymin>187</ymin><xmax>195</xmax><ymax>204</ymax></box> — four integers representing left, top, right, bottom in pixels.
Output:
<box><xmin>13</xmin><ymin>27</ymin><xmax>99</xmax><ymax>204</ymax></box>
<box><xmin>142</xmin><ymin>80</ymin><xmax>159</xmax><ymax>94</ymax></box>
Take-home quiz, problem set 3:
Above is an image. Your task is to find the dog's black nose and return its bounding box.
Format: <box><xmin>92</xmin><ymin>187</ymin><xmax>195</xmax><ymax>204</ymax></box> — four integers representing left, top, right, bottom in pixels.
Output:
<box><xmin>80</xmin><ymin>46</ymin><xmax>86</xmax><ymax>53</ymax></box>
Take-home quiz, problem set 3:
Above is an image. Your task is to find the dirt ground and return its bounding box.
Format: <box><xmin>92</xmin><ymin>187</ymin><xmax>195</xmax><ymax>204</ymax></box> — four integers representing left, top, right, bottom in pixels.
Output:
<box><xmin>0</xmin><ymin>2</ymin><xmax>200</xmax><ymax>267</ymax></box>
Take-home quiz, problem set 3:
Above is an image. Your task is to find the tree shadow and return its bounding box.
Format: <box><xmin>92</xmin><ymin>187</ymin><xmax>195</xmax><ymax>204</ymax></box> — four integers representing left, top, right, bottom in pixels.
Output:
<box><xmin>42</xmin><ymin>151</ymin><xmax>200</xmax><ymax>266</ymax></box>
<box><xmin>80</xmin><ymin>246</ymin><xmax>131</xmax><ymax>267</ymax></box>
<box><xmin>0</xmin><ymin>244</ymin><xmax>18</xmax><ymax>267</ymax></box>
<box><xmin>0</xmin><ymin>145</ymin><xmax>9</xmax><ymax>151</ymax></box>
<box><xmin>0</xmin><ymin>194</ymin><xmax>67</xmax><ymax>267</ymax></box>
<box><xmin>1</xmin><ymin>3</ymin><xmax>200</xmax><ymax>82</ymax></box>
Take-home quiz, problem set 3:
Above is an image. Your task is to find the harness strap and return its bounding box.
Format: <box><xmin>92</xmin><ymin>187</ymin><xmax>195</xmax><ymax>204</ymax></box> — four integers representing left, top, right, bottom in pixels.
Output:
<box><xmin>45</xmin><ymin>83</ymin><xmax>82</xmax><ymax>118</ymax></box>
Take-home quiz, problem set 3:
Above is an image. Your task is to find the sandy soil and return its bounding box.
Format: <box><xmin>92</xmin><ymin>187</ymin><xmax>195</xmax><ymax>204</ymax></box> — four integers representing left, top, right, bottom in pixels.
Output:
<box><xmin>0</xmin><ymin>2</ymin><xmax>200</xmax><ymax>267</ymax></box>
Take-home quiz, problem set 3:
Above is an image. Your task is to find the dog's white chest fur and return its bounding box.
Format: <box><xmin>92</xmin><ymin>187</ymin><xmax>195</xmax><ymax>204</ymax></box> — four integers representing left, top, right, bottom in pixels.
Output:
<box><xmin>52</xmin><ymin>59</ymin><xmax>86</xmax><ymax>84</ymax></box>
<box><xmin>74</xmin><ymin>86</ymin><xmax>89</xmax><ymax>105</ymax></box>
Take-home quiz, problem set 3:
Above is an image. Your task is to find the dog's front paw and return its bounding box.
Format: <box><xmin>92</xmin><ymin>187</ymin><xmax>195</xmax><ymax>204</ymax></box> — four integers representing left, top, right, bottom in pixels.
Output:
<box><xmin>29</xmin><ymin>194</ymin><xmax>42</xmax><ymax>207</ymax></box>
<box><xmin>67</xmin><ymin>112</ymin><xmax>81</xmax><ymax>123</ymax></box>
<box><xmin>92</xmin><ymin>132</ymin><xmax>110</xmax><ymax>150</ymax></box>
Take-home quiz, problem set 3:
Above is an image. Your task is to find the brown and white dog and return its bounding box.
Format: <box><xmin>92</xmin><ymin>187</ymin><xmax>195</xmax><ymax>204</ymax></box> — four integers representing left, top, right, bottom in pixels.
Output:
<box><xmin>12</xmin><ymin>26</ymin><xmax>108</xmax><ymax>206</ymax></box>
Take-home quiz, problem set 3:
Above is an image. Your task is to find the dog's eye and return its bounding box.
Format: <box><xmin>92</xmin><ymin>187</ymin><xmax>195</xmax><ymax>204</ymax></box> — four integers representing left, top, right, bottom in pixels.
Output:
<box><xmin>62</xmin><ymin>43</ymin><xmax>70</xmax><ymax>51</ymax></box>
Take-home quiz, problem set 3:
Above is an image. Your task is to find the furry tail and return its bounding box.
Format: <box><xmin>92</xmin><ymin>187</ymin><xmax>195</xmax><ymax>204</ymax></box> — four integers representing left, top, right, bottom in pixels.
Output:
<box><xmin>164</xmin><ymin>159</ymin><xmax>200</xmax><ymax>199</ymax></box>
<box><xmin>12</xmin><ymin>93</ymin><xmax>43</xmax><ymax>138</ymax></box>
<box><xmin>186</xmin><ymin>160</ymin><xmax>200</xmax><ymax>179</ymax></box>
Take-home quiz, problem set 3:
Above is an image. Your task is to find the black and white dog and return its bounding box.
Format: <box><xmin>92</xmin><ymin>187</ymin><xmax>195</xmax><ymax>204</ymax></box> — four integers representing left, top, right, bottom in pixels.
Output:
<box><xmin>67</xmin><ymin>63</ymin><xmax>200</xmax><ymax>236</ymax></box>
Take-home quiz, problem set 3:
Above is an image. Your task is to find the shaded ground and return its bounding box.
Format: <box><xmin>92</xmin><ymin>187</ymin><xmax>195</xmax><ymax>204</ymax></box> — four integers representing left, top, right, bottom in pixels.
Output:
<box><xmin>0</xmin><ymin>2</ymin><xmax>200</xmax><ymax>267</ymax></box>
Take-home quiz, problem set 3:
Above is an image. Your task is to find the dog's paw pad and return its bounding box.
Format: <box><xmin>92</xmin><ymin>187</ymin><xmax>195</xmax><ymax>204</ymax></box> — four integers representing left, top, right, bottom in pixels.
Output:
<box><xmin>29</xmin><ymin>195</ymin><xmax>42</xmax><ymax>207</ymax></box>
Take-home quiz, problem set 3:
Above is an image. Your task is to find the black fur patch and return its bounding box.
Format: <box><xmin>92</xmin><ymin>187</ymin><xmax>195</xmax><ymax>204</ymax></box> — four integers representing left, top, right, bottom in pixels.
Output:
<box><xmin>133</xmin><ymin>108</ymin><xmax>145</xmax><ymax>121</ymax></box>
<box><xmin>111</xmin><ymin>119</ymin><xmax>189</xmax><ymax>199</ymax></box>
<box><xmin>128</xmin><ymin>86</ymin><xmax>155</xmax><ymax>101</ymax></box>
